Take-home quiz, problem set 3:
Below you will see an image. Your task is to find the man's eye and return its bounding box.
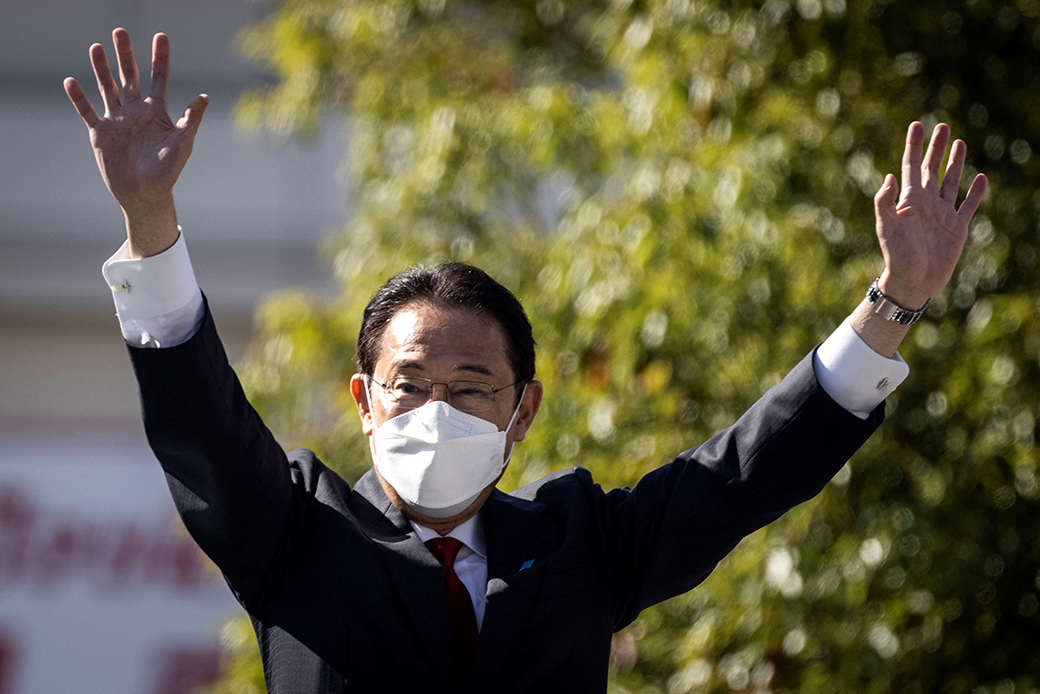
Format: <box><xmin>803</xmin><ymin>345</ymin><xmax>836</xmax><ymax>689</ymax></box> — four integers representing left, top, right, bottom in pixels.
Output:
<box><xmin>395</xmin><ymin>381</ymin><xmax>426</xmax><ymax>395</ymax></box>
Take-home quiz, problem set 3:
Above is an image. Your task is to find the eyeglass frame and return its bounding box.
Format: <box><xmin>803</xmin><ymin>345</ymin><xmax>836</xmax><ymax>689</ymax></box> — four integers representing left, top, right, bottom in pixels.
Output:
<box><xmin>365</xmin><ymin>374</ymin><xmax>526</xmax><ymax>413</ymax></box>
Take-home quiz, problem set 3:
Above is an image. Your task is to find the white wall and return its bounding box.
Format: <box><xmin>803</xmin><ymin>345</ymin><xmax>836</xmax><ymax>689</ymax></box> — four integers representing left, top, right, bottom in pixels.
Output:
<box><xmin>0</xmin><ymin>434</ymin><xmax>242</xmax><ymax>694</ymax></box>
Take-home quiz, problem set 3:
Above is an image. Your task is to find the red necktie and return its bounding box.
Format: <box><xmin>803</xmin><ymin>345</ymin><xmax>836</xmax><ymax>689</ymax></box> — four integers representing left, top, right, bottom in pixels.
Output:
<box><xmin>425</xmin><ymin>537</ymin><xmax>479</xmax><ymax>677</ymax></box>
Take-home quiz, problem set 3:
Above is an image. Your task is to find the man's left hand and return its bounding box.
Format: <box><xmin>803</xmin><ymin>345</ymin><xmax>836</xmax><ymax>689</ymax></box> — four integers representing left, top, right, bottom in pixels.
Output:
<box><xmin>873</xmin><ymin>122</ymin><xmax>988</xmax><ymax>310</ymax></box>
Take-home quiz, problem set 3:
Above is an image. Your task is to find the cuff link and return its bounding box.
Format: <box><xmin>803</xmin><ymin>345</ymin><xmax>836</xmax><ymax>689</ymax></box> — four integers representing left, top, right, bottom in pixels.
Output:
<box><xmin>111</xmin><ymin>280</ymin><xmax>132</xmax><ymax>294</ymax></box>
<box><xmin>876</xmin><ymin>377</ymin><xmax>898</xmax><ymax>393</ymax></box>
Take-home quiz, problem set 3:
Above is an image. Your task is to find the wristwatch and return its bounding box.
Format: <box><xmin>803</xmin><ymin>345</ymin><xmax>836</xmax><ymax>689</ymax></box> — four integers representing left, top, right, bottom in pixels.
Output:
<box><xmin>866</xmin><ymin>278</ymin><xmax>929</xmax><ymax>325</ymax></box>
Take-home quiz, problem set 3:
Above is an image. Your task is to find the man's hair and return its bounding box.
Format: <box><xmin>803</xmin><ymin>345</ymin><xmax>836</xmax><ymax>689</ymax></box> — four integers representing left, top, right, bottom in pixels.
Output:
<box><xmin>357</xmin><ymin>263</ymin><xmax>536</xmax><ymax>385</ymax></box>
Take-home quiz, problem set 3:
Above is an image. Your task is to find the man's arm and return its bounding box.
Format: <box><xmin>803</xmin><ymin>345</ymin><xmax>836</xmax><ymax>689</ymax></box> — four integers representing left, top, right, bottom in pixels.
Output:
<box><xmin>601</xmin><ymin>122</ymin><xmax>988</xmax><ymax>625</ymax></box>
<box><xmin>65</xmin><ymin>32</ymin><xmax>300</xmax><ymax>604</ymax></box>
<box><xmin>64</xmin><ymin>28</ymin><xmax>208</xmax><ymax>258</ymax></box>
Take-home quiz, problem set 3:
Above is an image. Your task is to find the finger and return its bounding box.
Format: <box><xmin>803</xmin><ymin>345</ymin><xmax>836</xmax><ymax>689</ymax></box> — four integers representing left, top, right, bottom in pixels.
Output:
<box><xmin>921</xmin><ymin>123</ymin><xmax>950</xmax><ymax>190</ymax></box>
<box><xmin>113</xmin><ymin>28</ymin><xmax>141</xmax><ymax>101</ymax></box>
<box><xmin>90</xmin><ymin>43</ymin><xmax>121</xmax><ymax>112</ymax></box>
<box><xmin>901</xmin><ymin>121</ymin><xmax>924</xmax><ymax>191</ymax></box>
<box><xmin>957</xmin><ymin>173</ymin><xmax>988</xmax><ymax>222</ymax></box>
<box><xmin>176</xmin><ymin>94</ymin><xmax>210</xmax><ymax>133</ymax></box>
<box><xmin>149</xmin><ymin>33</ymin><xmax>170</xmax><ymax>104</ymax></box>
<box><xmin>939</xmin><ymin>139</ymin><xmax>967</xmax><ymax>202</ymax></box>
<box><xmin>874</xmin><ymin>173</ymin><xmax>899</xmax><ymax>220</ymax></box>
<box><xmin>63</xmin><ymin>77</ymin><xmax>100</xmax><ymax>128</ymax></box>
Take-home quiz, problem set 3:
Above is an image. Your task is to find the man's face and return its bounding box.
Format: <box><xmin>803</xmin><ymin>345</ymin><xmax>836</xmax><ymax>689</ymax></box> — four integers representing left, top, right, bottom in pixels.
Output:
<box><xmin>349</xmin><ymin>302</ymin><xmax>542</xmax><ymax>524</ymax></box>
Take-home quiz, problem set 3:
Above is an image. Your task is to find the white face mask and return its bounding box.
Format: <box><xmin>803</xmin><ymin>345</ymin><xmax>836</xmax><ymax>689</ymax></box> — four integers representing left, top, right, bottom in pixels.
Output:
<box><xmin>368</xmin><ymin>385</ymin><xmax>526</xmax><ymax>518</ymax></box>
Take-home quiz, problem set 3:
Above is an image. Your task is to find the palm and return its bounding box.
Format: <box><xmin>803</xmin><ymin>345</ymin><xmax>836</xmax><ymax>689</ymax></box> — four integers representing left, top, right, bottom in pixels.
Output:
<box><xmin>873</xmin><ymin>123</ymin><xmax>987</xmax><ymax>308</ymax></box>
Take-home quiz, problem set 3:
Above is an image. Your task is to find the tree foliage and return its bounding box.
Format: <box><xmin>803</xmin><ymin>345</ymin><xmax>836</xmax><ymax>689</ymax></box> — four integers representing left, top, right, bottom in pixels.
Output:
<box><xmin>207</xmin><ymin>0</ymin><xmax>1040</xmax><ymax>692</ymax></box>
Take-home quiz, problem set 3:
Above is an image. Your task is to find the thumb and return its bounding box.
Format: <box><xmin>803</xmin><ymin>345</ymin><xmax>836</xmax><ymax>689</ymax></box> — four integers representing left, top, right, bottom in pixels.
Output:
<box><xmin>874</xmin><ymin>173</ymin><xmax>899</xmax><ymax>221</ymax></box>
<box><xmin>176</xmin><ymin>93</ymin><xmax>209</xmax><ymax>134</ymax></box>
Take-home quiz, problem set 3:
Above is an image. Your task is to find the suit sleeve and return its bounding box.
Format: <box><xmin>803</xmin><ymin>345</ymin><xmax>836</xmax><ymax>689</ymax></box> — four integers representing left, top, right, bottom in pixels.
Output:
<box><xmin>598</xmin><ymin>349</ymin><xmax>882</xmax><ymax>629</ymax></box>
<box><xmin>128</xmin><ymin>297</ymin><xmax>296</xmax><ymax>607</ymax></box>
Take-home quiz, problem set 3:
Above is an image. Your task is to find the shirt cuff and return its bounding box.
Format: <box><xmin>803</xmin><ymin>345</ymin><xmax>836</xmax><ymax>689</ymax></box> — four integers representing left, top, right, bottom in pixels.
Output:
<box><xmin>813</xmin><ymin>316</ymin><xmax>910</xmax><ymax>420</ymax></box>
<box><xmin>102</xmin><ymin>229</ymin><xmax>205</xmax><ymax>348</ymax></box>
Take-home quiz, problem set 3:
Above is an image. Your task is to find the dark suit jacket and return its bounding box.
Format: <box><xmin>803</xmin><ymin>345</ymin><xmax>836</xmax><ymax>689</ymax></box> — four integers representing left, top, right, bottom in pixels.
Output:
<box><xmin>129</xmin><ymin>303</ymin><xmax>882</xmax><ymax>693</ymax></box>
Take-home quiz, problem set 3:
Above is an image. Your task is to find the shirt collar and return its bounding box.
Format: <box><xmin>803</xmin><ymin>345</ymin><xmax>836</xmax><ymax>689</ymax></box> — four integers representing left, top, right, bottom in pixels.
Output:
<box><xmin>411</xmin><ymin>512</ymin><xmax>487</xmax><ymax>559</ymax></box>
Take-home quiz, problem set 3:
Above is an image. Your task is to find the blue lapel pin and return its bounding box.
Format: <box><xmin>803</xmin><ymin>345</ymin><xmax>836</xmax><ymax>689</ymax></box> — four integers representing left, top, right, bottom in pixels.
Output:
<box><xmin>519</xmin><ymin>559</ymin><xmax>534</xmax><ymax>571</ymax></box>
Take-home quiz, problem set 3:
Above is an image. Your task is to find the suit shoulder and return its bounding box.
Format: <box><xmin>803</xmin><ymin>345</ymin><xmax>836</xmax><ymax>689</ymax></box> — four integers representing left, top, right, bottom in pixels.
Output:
<box><xmin>285</xmin><ymin>448</ymin><xmax>354</xmax><ymax>506</ymax></box>
<box><xmin>509</xmin><ymin>465</ymin><xmax>601</xmax><ymax>502</ymax></box>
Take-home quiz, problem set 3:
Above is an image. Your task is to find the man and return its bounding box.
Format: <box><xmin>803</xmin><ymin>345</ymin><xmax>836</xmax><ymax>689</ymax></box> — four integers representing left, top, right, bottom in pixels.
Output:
<box><xmin>65</xmin><ymin>28</ymin><xmax>986</xmax><ymax>694</ymax></box>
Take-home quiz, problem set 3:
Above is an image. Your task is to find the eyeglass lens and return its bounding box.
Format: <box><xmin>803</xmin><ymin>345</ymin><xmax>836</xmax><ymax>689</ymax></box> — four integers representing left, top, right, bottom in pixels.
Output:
<box><xmin>381</xmin><ymin>377</ymin><xmax>498</xmax><ymax>412</ymax></box>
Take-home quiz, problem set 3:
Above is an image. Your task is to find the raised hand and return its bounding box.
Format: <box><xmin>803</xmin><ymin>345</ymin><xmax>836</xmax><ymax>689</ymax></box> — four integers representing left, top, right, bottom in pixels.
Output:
<box><xmin>873</xmin><ymin>122</ymin><xmax>988</xmax><ymax>309</ymax></box>
<box><xmin>64</xmin><ymin>29</ymin><xmax>209</xmax><ymax>257</ymax></box>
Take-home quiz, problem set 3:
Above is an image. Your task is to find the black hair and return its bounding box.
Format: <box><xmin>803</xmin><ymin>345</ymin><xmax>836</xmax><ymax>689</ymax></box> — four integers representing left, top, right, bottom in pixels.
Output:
<box><xmin>357</xmin><ymin>263</ymin><xmax>536</xmax><ymax>386</ymax></box>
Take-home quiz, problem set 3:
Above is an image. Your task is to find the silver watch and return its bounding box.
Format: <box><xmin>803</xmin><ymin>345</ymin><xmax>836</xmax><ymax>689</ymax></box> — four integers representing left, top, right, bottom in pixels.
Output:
<box><xmin>866</xmin><ymin>278</ymin><xmax>929</xmax><ymax>325</ymax></box>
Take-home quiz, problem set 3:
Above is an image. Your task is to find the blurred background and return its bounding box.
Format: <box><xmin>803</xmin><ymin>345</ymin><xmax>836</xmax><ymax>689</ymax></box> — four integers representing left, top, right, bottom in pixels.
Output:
<box><xmin>3</xmin><ymin>0</ymin><xmax>1040</xmax><ymax>692</ymax></box>
<box><xmin>0</xmin><ymin>1</ymin><xmax>343</xmax><ymax>692</ymax></box>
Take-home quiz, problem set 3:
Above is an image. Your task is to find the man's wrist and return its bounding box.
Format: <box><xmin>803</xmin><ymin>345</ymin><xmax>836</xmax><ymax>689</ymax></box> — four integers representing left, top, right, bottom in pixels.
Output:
<box><xmin>122</xmin><ymin>195</ymin><xmax>180</xmax><ymax>259</ymax></box>
<box><xmin>876</xmin><ymin>270</ymin><xmax>931</xmax><ymax>312</ymax></box>
<box><xmin>850</xmin><ymin>298</ymin><xmax>912</xmax><ymax>359</ymax></box>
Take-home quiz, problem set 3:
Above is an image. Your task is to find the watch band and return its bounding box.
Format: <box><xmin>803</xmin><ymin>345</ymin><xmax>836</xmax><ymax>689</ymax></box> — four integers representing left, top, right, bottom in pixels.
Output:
<box><xmin>866</xmin><ymin>278</ymin><xmax>929</xmax><ymax>325</ymax></box>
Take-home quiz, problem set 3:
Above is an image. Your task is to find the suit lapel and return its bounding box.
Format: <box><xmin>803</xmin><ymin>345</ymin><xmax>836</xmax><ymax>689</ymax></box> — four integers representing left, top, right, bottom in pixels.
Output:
<box><xmin>353</xmin><ymin>471</ymin><xmax>461</xmax><ymax>690</ymax></box>
<box><xmin>467</xmin><ymin>490</ymin><xmax>558</xmax><ymax>693</ymax></box>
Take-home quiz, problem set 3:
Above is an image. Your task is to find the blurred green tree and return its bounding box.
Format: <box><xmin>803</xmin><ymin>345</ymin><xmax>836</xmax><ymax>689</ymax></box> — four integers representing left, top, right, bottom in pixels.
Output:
<box><xmin>205</xmin><ymin>0</ymin><xmax>1040</xmax><ymax>692</ymax></box>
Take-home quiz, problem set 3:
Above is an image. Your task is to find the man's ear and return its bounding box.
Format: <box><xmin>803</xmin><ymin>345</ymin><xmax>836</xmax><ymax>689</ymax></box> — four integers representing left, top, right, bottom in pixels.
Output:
<box><xmin>510</xmin><ymin>380</ymin><xmax>543</xmax><ymax>443</ymax></box>
<box><xmin>350</xmin><ymin>374</ymin><xmax>375</xmax><ymax>436</ymax></box>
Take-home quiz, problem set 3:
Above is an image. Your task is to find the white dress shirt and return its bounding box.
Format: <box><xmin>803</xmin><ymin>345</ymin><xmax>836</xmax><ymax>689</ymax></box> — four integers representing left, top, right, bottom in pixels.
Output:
<box><xmin>102</xmin><ymin>229</ymin><xmax>911</xmax><ymax>626</ymax></box>
<box><xmin>410</xmin><ymin>515</ymin><xmax>488</xmax><ymax>630</ymax></box>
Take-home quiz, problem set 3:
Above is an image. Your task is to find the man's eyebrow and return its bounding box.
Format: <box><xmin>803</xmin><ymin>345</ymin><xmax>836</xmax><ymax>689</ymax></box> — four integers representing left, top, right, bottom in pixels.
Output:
<box><xmin>389</xmin><ymin>360</ymin><xmax>426</xmax><ymax>373</ymax></box>
<box><xmin>453</xmin><ymin>363</ymin><xmax>494</xmax><ymax>377</ymax></box>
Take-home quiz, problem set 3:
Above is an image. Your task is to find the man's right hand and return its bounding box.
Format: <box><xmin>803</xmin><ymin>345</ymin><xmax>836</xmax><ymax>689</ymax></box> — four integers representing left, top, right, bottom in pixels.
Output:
<box><xmin>64</xmin><ymin>28</ymin><xmax>208</xmax><ymax>258</ymax></box>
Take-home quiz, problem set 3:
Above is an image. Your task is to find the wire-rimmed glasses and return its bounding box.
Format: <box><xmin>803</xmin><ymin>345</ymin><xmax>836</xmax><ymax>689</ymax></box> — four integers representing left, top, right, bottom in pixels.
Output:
<box><xmin>367</xmin><ymin>375</ymin><xmax>523</xmax><ymax>413</ymax></box>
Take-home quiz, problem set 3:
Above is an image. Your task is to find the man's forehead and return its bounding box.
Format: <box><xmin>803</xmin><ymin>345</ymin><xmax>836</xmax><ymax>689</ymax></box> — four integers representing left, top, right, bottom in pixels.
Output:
<box><xmin>376</xmin><ymin>303</ymin><xmax>510</xmax><ymax>375</ymax></box>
